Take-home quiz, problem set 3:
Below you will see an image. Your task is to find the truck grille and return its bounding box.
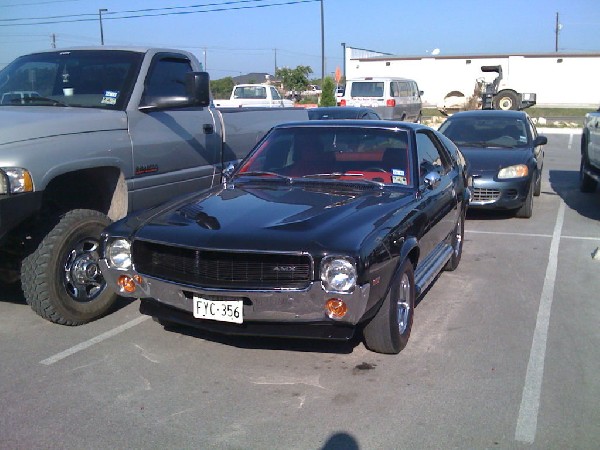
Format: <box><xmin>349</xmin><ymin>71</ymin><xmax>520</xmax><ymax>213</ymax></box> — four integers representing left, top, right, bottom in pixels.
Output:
<box><xmin>132</xmin><ymin>241</ymin><xmax>312</xmax><ymax>289</ymax></box>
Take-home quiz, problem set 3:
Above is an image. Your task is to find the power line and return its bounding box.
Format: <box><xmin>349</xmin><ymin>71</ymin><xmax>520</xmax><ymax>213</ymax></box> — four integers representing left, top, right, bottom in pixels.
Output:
<box><xmin>0</xmin><ymin>0</ymin><xmax>319</xmax><ymax>26</ymax></box>
<box><xmin>0</xmin><ymin>0</ymin><xmax>82</xmax><ymax>7</ymax></box>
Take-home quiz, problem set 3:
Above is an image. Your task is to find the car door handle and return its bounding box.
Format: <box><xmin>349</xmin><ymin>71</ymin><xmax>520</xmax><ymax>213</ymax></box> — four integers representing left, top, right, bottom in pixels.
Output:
<box><xmin>203</xmin><ymin>124</ymin><xmax>214</xmax><ymax>134</ymax></box>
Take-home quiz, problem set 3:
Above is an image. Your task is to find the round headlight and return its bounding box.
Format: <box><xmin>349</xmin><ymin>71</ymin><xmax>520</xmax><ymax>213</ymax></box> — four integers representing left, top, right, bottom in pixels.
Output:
<box><xmin>107</xmin><ymin>239</ymin><xmax>132</xmax><ymax>270</ymax></box>
<box><xmin>320</xmin><ymin>257</ymin><xmax>357</xmax><ymax>293</ymax></box>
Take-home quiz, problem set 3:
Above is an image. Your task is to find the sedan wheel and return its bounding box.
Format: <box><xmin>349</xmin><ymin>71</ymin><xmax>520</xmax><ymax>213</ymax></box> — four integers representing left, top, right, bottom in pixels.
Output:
<box><xmin>445</xmin><ymin>211</ymin><xmax>465</xmax><ymax>271</ymax></box>
<box><xmin>515</xmin><ymin>180</ymin><xmax>534</xmax><ymax>219</ymax></box>
<box><xmin>363</xmin><ymin>260</ymin><xmax>415</xmax><ymax>354</ymax></box>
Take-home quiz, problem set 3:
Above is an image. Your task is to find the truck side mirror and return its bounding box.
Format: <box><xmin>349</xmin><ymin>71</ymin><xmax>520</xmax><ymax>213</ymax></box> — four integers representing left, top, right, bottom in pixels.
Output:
<box><xmin>185</xmin><ymin>72</ymin><xmax>211</xmax><ymax>107</ymax></box>
<box><xmin>534</xmin><ymin>135</ymin><xmax>547</xmax><ymax>146</ymax></box>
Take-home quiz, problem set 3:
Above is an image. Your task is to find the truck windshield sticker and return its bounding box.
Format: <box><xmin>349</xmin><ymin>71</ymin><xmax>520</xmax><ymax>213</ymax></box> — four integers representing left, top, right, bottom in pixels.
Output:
<box><xmin>101</xmin><ymin>90</ymin><xmax>119</xmax><ymax>105</ymax></box>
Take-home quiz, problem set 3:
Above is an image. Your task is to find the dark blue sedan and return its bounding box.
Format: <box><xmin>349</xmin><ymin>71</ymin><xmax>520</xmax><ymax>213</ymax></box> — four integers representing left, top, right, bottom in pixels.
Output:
<box><xmin>439</xmin><ymin>110</ymin><xmax>547</xmax><ymax>218</ymax></box>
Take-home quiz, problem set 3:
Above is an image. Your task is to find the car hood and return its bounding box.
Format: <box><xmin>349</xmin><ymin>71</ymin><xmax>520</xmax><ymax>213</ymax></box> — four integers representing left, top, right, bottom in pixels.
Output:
<box><xmin>458</xmin><ymin>146</ymin><xmax>531</xmax><ymax>174</ymax></box>
<box><xmin>0</xmin><ymin>107</ymin><xmax>127</xmax><ymax>145</ymax></box>
<box><xmin>118</xmin><ymin>183</ymin><xmax>413</xmax><ymax>253</ymax></box>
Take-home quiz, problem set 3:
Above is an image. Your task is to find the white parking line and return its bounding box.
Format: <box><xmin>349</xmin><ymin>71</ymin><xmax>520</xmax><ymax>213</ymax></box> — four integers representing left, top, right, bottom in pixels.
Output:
<box><xmin>515</xmin><ymin>200</ymin><xmax>565</xmax><ymax>443</ymax></box>
<box><xmin>466</xmin><ymin>230</ymin><xmax>552</xmax><ymax>239</ymax></box>
<box><xmin>568</xmin><ymin>133</ymin><xmax>574</xmax><ymax>150</ymax></box>
<box><xmin>39</xmin><ymin>315</ymin><xmax>150</xmax><ymax>366</ymax></box>
<box><xmin>466</xmin><ymin>229</ymin><xmax>599</xmax><ymax>242</ymax></box>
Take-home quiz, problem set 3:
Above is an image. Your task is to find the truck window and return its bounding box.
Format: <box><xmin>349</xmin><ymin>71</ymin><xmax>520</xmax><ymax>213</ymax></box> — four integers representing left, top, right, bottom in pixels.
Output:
<box><xmin>234</xmin><ymin>86</ymin><xmax>267</xmax><ymax>99</ymax></box>
<box><xmin>142</xmin><ymin>57</ymin><xmax>192</xmax><ymax>103</ymax></box>
<box><xmin>270</xmin><ymin>87</ymin><xmax>282</xmax><ymax>100</ymax></box>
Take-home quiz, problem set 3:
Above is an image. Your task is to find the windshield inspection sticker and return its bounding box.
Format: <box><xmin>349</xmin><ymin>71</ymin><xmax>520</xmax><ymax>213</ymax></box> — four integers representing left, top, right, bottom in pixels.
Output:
<box><xmin>101</xmin><ymin>90</ymin><xmax>119</xmax><ymax>105</ymax></box>
<box><xmin>391</xmin><ymin>168</ymin><xmax>407</xmax><ymax>185</ymax></box>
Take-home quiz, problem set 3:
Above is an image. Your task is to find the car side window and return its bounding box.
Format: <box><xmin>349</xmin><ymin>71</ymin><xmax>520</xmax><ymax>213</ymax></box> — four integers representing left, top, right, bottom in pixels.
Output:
<box><xmin>416</xmin><ymin>131</ymin><xmax>452</xmax><ymax>183</ymax></box>
<box><xmin>399</xmin><ymin>82</ymin><xmax>410</xmax><ymax>97</ymax></box>
<box><xmin>141</xmin><ymin>56</ymin><xmax>192</xmax><ymax>104</ymax></box>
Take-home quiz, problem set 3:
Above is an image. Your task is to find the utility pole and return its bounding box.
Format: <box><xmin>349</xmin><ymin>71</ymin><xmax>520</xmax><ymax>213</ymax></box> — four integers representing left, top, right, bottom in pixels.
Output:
<box><xmin>274</xmin><ymin>48</ymin><xmax>277</xmax><ymax>76</ymax></box>
<box><xmin>555</xmin><ymin>12</ymin><xmax>561</xmax><ymax>52</ymax></box>
<box><xmin>320</xmin><ymin>0</ymin><xmax>325</xmax><ymax>86</ymax></box>
<box><xmin>341</xmin><ymin>42</ymin><xmax>346</xmax><ymax>80</ymax></box>
<box><xmin>99</xmin><ymin>8</ymin><xmax>107</xmax><ymax>45</ymax></box>
<box><xmin>51</xmin><ymin>33</ymin><xmax>56</xmax><ymax>48</ymax></box>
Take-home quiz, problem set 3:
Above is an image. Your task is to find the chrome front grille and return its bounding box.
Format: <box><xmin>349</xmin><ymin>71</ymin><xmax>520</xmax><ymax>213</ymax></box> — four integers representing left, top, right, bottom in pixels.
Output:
<box><xmin>132</xmin><ymin>240</ymin><xmax>312</xmax><ymax>289</ymax></box>
<box><xmin>471</xmin><ymin>188</ymin><xmax>501</xmax><ymax>203</ymax></box>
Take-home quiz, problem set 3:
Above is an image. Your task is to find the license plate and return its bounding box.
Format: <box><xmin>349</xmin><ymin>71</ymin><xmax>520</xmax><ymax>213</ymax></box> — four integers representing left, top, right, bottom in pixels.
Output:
<box><xmin>192</xmin><ymin>296</ymin><xmax>243</xmax><ymax>324</ymax></box>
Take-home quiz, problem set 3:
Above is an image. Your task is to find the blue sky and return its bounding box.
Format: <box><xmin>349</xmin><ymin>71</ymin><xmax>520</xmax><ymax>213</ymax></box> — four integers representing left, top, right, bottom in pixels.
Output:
<box><xmin>1</xmin><ymin>0</ymin><xmax>598</xmax><ymax>79</ymax></box>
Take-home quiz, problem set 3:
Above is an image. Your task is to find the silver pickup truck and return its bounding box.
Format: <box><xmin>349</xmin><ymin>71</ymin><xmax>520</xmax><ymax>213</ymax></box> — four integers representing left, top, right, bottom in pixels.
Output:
<box><xmin>0</xmin><ymin>46</ymin><xmax>308</xmax><ymax>325</ymax></box>
<box><xmin>581</xmin><ymin>109</ymin><xmax>600</xmax><ymax>192</ymax></box>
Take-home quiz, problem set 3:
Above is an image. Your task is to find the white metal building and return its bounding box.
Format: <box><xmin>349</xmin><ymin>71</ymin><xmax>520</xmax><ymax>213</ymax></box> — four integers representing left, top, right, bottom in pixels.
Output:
<box><xmin>344</xmin><ymin>46</ymin><xmax>600</xmax><ymax>108</ymax></box>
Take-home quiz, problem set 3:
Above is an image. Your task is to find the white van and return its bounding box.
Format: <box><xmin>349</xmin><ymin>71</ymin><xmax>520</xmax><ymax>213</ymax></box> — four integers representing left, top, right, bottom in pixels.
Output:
<box><xmin>340</xmin><ymin>77</ymin><xmax>423</xmax><ymax>122</ymax></box>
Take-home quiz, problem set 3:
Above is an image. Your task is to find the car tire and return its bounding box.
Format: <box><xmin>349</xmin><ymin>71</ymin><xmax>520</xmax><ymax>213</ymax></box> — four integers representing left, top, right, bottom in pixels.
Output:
<box><xmin>533</xmin><ymin>170</ymin><xmax>542</xmax><ymax>196</ymax></box>
<box><xmin>21</xmin><ymin>209</ymin><xmax>117</xmax><ymax>325</ymax></box>
<box><xmin>363</xmin><ymin>260</ymin><xmax>415</xmax><ymax>354</ymax></box>
<box><xmin>444</xmin><ymin>210</ymin><xmax>465</xmax><ymax>271</ymax></box>
<box><xmin>580</xmin><ymin>154</ymin><xmax>597</xmax><ymax>193</ymax></box>
<box><xmin>515</xmin><ymin>180</ymin><xmax>534</xmax><ymax>219</ymax></box>
<box><xmin>493</xmin><ymin>90</ymin><xmax>519</xmax><ymax>111</ymax></box>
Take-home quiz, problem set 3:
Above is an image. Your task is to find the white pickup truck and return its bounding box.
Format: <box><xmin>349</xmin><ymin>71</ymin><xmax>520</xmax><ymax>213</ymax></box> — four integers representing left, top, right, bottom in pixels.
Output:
<box><xmin>214</xmin><ymin>84</ymin><xmax>294</xmax><ymax>108</ymax></box>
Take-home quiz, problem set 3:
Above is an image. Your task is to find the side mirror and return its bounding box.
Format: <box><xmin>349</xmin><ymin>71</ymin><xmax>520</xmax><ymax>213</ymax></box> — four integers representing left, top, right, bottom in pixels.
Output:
<box><xmin>423</xmin><ymin>171</ymin><xmax>441</xmax><ymax>190</ymax></box>
<box><xmin>185</xmin><ymin>72</ymin><xmax>211</xmax><ymax>107</ymax></box>
<box><xmin>222</xmin><ymin>163</ymin><xmax>236</xmax><ymax>184</ymax></box>
<box><xmin>533</xmin><ymin>135</ymin><xmax>547</xmax><ymax>146</ymax></box>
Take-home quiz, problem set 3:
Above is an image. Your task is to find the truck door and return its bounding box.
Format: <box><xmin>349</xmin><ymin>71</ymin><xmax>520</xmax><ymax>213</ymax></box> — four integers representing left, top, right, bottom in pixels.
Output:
<box><xmin>127</xmin><ymin>53</ymin><xmax>220</xmax><ymax>212</ymax></box>
<box><xmin>413</xmin><ymin>130</ymin><xmax>458</xmax><ymax>261</ymax></box>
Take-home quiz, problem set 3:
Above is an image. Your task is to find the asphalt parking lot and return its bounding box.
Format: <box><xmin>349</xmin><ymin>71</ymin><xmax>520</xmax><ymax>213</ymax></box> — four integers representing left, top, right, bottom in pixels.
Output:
<box><xmin>1</xmin><ymin>129</ymin><xmax>599</xmax><ymax>450</ymax></box>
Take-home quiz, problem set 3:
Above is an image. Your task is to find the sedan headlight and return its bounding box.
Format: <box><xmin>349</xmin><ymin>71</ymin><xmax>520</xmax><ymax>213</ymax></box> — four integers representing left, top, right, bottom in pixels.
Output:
<box><xmin>106</xmin><ymin>238</ymin><xmax>132</xmax><ymax>270</ymax></box>
<box><xmin>498</xmin><ymin>164</ymin><xmax>528</xmax><ymax>179</ymax></box>
<box><xmin>320</xmin><ymin>256</ymin><xmax>357</xmax><ymax>293</ymax></box>
<box><xmin>0</xmin><ymin>167</ymin><xmax>33</xmax><ymax>194</ymax></box>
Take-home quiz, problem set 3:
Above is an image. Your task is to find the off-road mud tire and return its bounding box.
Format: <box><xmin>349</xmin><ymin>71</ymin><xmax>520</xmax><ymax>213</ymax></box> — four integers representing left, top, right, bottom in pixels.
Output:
<box><xmin>21</xmin><ymin>209</ymin><xmax>116</xmax><ymax>325</ymax></box>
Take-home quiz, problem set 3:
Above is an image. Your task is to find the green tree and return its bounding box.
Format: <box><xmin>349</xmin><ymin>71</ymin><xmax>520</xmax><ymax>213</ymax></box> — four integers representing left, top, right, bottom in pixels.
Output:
<box><xmin>319</xmin><ymin>76</ymin><xmax>336</xmax><ymax>107</ymax></box>
<box><xmin>275</xmin><ymin>65</ymin><xmax>313</xmax><ymax>94</ymax></box>
<box><xmin>210</xmin><ymin>77</ymin><xmax>234</xmax><ymax>99</ymax></box>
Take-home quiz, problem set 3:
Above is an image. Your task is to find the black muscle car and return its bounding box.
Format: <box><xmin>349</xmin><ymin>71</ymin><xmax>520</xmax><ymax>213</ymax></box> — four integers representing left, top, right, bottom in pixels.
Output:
<box><xmin>100</xmin><ymin>121</ymin><xmax>470</xmax><ymax>354</ymax></box>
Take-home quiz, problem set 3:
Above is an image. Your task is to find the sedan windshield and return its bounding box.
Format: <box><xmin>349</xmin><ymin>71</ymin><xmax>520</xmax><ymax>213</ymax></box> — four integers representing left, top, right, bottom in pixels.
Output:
<box><xmin>0</xmin><ymin>50</ymin><xmax>143</xmax><ymax>110</ymax></box>
<box><xmin>439</xmin><ymin>117</ymin><xmax>531</xmax><ymax>148</ymax></box>
<box><xmin>237</xmin><ymin>127</ymin><xmax>413</xmax><ymax>187</ymax></box>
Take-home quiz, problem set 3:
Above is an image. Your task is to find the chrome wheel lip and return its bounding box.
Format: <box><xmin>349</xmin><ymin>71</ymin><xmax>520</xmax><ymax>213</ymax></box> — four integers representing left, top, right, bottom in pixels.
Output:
<box><xmin>397</xmin><ymin>273</ymin><xmax>411</xmax><ymax>334</ymax></box>
<box><xmin>453</xmin><ymin>217</ymin><xmax>464</xmax><ymax>257</ymax></box>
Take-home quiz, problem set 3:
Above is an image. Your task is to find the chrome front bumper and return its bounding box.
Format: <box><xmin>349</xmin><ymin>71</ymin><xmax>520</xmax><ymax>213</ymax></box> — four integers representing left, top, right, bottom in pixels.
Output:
<box><xmin>100</xmin><ymin>262</ymin><xmax>372</xmax><ymax>326</ymax></box>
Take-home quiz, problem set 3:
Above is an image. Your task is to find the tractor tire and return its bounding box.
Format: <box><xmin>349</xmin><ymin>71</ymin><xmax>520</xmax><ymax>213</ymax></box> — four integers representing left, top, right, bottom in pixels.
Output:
<box><xmin>493</xmin><ymin>90</ymin><xmax>519</xmax><ymax>111</ymax></box>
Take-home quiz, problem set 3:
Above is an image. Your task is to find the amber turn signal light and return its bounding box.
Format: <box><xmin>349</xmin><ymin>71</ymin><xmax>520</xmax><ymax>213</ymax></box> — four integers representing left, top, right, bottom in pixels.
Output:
<box><xmin>118</xmin><ymin>275</ymin><xmax>137</xmax><ymax>293</ymax></box>
<box><xmin>325</xmin><ymin>298</ymin><xmax>348</xmax><ymax>319</ymax></box>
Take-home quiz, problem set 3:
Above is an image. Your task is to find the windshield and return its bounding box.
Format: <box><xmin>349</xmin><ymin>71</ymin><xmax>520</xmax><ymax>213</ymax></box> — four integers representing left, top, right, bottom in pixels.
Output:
<box><xmin>238</xmin><ymin>126</ymin><xmax>413</xmax><ymax>187</ymax></box>
<box><xmin>439</xmin><ymin>116</ymin><xmax>531</xmax><ymax>148</ymax></box>
<box><xmin>0</xmin><ymin>50</ymin><xmax>143</xmax><ymax>110</ymax></box>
